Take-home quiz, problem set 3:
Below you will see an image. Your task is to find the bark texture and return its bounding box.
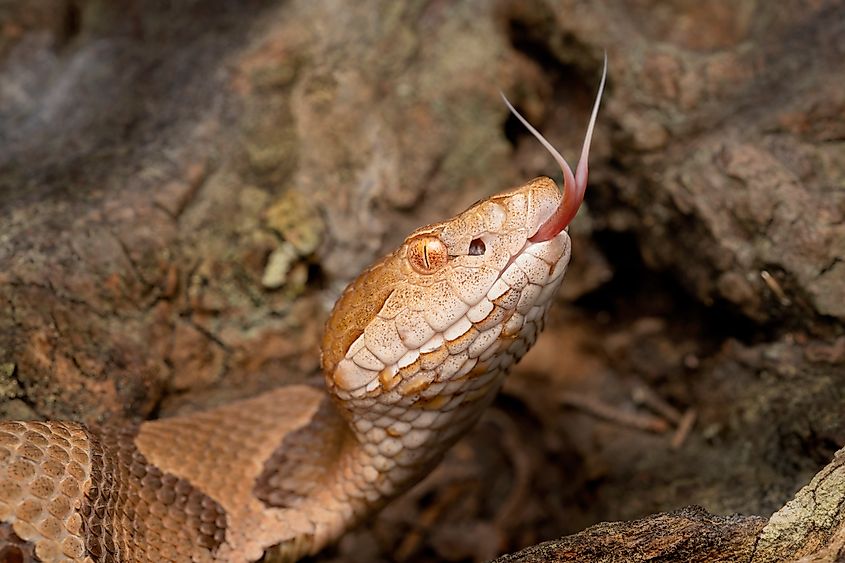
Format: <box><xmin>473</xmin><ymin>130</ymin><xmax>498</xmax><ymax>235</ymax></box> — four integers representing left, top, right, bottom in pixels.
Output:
<box><xmin>1</xmin><ymin>0</ymin><xmax>843</xmax><ymax>561</ymax></box>
<box><xmin>496</xmin><ymin>448</ymin><xmax>845</xmax><ymax>562</ymax></box>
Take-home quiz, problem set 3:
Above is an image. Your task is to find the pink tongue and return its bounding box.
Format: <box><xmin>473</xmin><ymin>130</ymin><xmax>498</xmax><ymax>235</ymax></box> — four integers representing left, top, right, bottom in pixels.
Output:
<box><xmin>501</xmin><ymin>55</ymin><xmax>607</xmax><ymax>243</ymax></box>
<box><xmin>529</xmin><ymin>171</ymin><xmax>584</xmax><ymax>242</ymax></box>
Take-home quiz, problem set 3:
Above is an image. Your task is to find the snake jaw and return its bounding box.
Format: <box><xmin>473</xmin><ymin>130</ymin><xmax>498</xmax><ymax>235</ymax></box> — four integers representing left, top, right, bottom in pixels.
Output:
<box><xmin>502</xmin><ymin>53</ymin><xmax>608</xmax><ymax>242</ymax></box>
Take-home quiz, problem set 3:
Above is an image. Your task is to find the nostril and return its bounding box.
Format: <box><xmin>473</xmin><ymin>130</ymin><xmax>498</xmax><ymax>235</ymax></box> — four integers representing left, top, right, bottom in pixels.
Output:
<box><xmin>469</xmin><ymin>238</ymin><xmax>486</xmax><ymax>256</ymax></box>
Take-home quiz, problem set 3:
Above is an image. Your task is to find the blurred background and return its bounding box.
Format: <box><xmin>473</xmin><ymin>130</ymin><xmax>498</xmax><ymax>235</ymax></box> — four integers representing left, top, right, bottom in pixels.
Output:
<box><xmin>0</xmin><ymin>1</ymin><xmax>843</xmax><ymax>561</ymax></box>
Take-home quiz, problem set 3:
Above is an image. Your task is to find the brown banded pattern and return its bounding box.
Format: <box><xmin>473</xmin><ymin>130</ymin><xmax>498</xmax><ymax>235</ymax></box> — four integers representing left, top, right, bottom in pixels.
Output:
<box><xmin>83</xmin><ymin>426</ymin><xmax>227</xmax><ymax>562</ymax></box>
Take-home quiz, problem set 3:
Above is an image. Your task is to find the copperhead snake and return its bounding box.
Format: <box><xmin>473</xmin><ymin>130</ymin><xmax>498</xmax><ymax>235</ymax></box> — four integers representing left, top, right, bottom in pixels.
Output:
<box><xmin>0</xmin><ymin>59</ymin><xmax>607</xmax><ymax>562</ymax></box>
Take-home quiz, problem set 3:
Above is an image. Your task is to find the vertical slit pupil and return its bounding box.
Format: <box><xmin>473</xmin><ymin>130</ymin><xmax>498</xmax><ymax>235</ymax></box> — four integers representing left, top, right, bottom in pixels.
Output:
<box><xmin>469</xmin><ymin>238</ymin><xmax>486</xmax><ymax>256</ymax></box>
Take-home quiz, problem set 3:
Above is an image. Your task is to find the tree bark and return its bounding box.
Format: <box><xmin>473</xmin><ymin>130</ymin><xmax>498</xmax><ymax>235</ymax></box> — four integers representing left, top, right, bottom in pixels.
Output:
<box><xmin>496</xmin><ymin>448</ymin><xmax>845</xmax><ymax>562</ymax></box>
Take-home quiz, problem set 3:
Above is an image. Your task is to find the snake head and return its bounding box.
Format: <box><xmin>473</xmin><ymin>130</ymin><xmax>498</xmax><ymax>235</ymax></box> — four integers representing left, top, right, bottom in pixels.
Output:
<box><xmin>324</xmin><ymin>177</ymin><xmax>574</xmax><ymax>410</ymax></box>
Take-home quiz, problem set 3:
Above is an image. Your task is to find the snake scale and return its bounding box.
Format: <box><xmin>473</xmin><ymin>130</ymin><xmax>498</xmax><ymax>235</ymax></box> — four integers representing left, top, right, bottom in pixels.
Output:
<box><xmin>0</xmin><ymin>59</ymin><xmax>607</xmax><ymax>562</ymax></box>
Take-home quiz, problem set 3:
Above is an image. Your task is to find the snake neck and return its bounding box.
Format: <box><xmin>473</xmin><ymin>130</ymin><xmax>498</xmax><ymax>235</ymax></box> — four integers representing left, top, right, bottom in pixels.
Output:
<box><xmin>270</xmin><ymin>365</ymin><xmax>510</xmax><ymax>558</ymax></box>
<box><xmin>333</xmin><ymin>365</ymin><xmax>511</xmax><ymax>474</ymax></box>
<box><xmin>259</xmin><ymin>373</ymin><xmax>506</xmax><ymax>561</ymax></box>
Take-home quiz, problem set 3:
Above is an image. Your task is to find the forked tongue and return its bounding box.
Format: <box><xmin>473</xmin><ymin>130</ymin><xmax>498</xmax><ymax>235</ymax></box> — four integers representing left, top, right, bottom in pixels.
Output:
<box><xmin>500</xmin><ymin>53</ymin><xmax>607</xmax><ymax>242</ymax></box>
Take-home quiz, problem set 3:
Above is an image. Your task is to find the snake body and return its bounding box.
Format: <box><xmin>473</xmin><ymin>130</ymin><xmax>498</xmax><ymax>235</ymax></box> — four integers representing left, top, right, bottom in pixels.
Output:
<box><xmin>0</xmin><ymin>62</ymin><xmax>607</xmax><ymax>562</ymax></box>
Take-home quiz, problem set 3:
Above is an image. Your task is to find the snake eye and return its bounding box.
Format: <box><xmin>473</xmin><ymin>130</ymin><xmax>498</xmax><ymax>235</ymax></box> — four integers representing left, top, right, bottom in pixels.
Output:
<box><xmin>468</xmin><ymin>238</ymin><xmax>486</xmax><ymax>256</ymax></box>
<box><xmin>408</xmin><ymin>235</ymin><xmax>448</xmax><ymax>274</ymax></box>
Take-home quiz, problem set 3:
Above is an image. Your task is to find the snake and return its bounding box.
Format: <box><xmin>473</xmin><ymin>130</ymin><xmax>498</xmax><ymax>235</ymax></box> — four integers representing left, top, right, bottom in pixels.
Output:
<box><xmin>0</xmin><ymin>59</ymin><xmax>607</xmax><ymax>562</ymax></box>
